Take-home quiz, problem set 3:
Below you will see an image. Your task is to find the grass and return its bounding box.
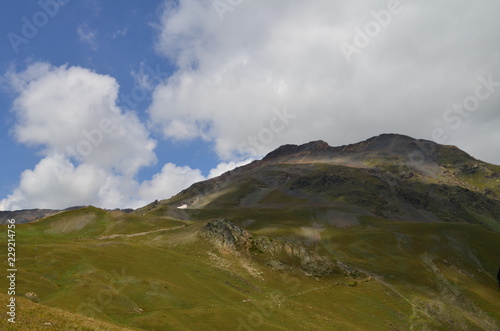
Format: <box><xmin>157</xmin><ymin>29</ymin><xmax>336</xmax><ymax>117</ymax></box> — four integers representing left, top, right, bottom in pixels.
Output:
<box><xmin>0</xmin><ymin>293</ymin><xmax>137</xmax><ymax>330</ymax></box>
<box><xmin>1</xmin><ymin>204</ymin><xmax>500</xmax><ymax>330</ymax></box>
<box><xmin>3</xmin><ymin>138</ymin><xmax>500</xmax><ymax>329</ymax></box>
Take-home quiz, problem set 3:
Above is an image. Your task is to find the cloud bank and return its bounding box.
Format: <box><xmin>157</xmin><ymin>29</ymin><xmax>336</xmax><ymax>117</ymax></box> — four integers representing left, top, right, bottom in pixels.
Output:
<box><xmin>1</xmin><ymin>63</ymin><xmax>247</xmax><ymax>210</ymax></box>
<box><xmin>2</xmin><ymin>0</ymin><xmax>500</xmax><ymax>210</ymax></box>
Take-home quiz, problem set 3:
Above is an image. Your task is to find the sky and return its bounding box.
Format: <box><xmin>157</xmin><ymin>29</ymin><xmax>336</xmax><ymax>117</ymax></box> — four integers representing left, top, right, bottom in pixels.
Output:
<box><xmin>0</xmin><ymin>0</ymin><xmax>499</xmax><ymax>211</ymax></box>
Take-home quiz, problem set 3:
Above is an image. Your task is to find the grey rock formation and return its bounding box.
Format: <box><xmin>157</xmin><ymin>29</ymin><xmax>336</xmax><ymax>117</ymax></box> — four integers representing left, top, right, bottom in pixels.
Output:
<box><xmin>199</xmin><ymin>219</ymin><xmax>252</xmax><ymax>250</ymax></box>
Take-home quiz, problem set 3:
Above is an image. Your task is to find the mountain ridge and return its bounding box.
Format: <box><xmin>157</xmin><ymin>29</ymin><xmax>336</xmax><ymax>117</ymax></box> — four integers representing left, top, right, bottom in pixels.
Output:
<box><xmin>259</xmin><ymin>133</ymin><xmax>471</xmax><ymax>169</ymax></box>
<box><xmin>145</xmin><ymin>133</ymin><xmax>500</xmax><ymax>231</ymax></box>
<box><xmin>2</xmin><ymin>133</ymin><xmax>499</xmax><ymax>330</ymax></box>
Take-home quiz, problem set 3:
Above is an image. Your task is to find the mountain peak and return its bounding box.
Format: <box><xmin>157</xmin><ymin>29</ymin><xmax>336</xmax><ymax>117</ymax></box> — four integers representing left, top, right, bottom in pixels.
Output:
<box><xmin>262</xmin><ymin>134</ymin><xmax>430</xmax><ymax>162</ymax></box>
<box><xmin>152</xmin><ymin>132</ymin><xmax>499</xmax><ymax>230</ymax></box>
<box><xmin>339</xmin><ymin>133</ymin><xmax>435</xmax><ymax>153</ymax></box>
<box><xmin>262</xmin><ymin>140</ymin><xmax>332</xmax><ymax>161</ymax></box>
<box><xmin>302</xmin><ymin>140</ymin><xmax>331</xmax><ymax>150</ymax></box>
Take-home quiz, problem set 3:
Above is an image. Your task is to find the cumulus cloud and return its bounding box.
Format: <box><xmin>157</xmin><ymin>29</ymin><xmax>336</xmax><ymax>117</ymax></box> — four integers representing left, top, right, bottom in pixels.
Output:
<box><xmin>7</xmin><ymin>63</ymin><xmax>156</xmax><ymax>175</ymax></box>
<box><xmin>135</xmin><ymin>159</ymin><xmax>255</xmax><ymax>204</ymax></box>
<box><xmin>0</xmin><ymin>155</ymin><xmax>104</xmax><ymax>210</ymax></box>
<box><xmin>150</xmin><ymin>0</ymin><xmax>500</xmax><ymax>164</ymax></box>
<box><xmin>0</xmin><ymin>63</ymin><xmax>157</xmax><ymax>209</ymax></box>
<box><xmin>138</xmin><ymin>163</ymin><xmax>205</xmax><ymax>203</ymax></box>
<box><xmin>0</xmin><ymin>63</ymin><xmax>251</xmax><ymax>210</ymax></box>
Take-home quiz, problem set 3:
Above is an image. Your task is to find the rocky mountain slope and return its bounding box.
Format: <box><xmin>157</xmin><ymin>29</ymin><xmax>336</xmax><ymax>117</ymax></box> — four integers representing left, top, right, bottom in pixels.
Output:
<box><xmin>142</xmin><ymin>134</ymin><xmax>500</xmax><ymax>231</ymax></box>
<box><xmin>1</xmin><ymin>134</ymin><xmax>499</xmax><ymax>330</ymax></box>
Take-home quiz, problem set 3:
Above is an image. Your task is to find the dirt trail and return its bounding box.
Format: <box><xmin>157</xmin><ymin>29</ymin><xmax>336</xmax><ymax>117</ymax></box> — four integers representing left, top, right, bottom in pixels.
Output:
<box><xmin>97</xmin><ymin>225</ymin><xmax>187</xmax><ymax>240</ymax></box>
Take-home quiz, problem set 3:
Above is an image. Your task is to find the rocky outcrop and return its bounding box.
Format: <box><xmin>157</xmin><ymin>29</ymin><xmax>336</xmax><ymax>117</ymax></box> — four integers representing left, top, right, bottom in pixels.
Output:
<box><xmin>199</xmin><ymin>219</ymin><xmax>252</xmax><ymax>250</ymax></box>
<box><xmin>25</xmin><ymin>292</ymin><xmax>39</xmax><ymax>303</ymax></box>
<box><xmin>251</xmin><ymin>235</ymin><xmax>341</xmax><ymax>277</ymax></box>
<box><xmin>199</xmin><ymin>219</ymin><xmax>360</xmax><ymax>278</ymax></box>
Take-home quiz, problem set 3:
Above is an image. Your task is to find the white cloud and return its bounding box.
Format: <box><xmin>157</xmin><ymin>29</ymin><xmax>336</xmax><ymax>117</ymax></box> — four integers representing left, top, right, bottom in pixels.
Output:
<box><xmin>0</xmin><ymin>63</ymin><xmax>158</xmax><ymax>210</ymax></box>
<box><xmin>7</xmin><ymin>63</ymin><xmax>156</xmax><ymax>175</ymax></box>
<box><xmin>77</xmin><ymin>24</ymin><xmax>98</xmax><ymax>50</ymax></box>
<box><xmin>138</xmin><ymin>163</ymin><xmax>205</xmax><ymax>203</ymax></box>
<box><xmin>0</xmin><ymin>62</ymin><xmax>252</xmax><ymax>210</ymax></box>
<box><xmin>150</xmin><ymin>0</ymin><xmax>500</xmax><ymax>164</ymax></box>
<box><xmin>0</xmin><ymin>154</ymin><xmax>105</xmax><ymax>210</ymax></box>
<box><xmin>0</xmin><ymin>155</ymin><xmax>223</xmax><ymax>211</ymax></box>
<box><xmin>137</xmin><ymin>159</ymin><xmax>253</xmax><ymax>205</ymax></box>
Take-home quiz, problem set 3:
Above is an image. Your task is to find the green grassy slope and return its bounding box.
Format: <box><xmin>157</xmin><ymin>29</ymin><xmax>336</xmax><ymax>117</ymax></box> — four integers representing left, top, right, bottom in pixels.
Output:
<box><xmin>0</xmin><ymin>292</ymin><xmax>137</xmax><ymax>331</ymax></box>
<box><xmin>1</xmin><ymin>206</ymin><xmax>499</xmax><ymax>330</ymax></box>
<box><xmin>2</xmin><ymin>136</ymin><xmax>500</xmax><ymax>330</ymax></box>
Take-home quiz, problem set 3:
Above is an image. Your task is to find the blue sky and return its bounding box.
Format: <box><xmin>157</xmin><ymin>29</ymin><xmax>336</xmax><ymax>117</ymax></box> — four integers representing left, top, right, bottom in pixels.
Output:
<box><xmin>1</xmin><ymin>1</ymin><xmax>163</xmax><ymax>188</ymax></box>
<box><xmin>0</xmin><ymin>0</ymin><xmax>226</xmax><ymax>210</ymax></box>
<box><xmin>1</xmin><ymin>0</ymin><xmax>499</xmax><ymax>210</ymax></box>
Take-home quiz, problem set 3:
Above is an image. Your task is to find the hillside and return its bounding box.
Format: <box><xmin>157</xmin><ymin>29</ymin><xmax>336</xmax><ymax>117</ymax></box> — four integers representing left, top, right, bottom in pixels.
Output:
<box><xmin>144</xmin><ymin>134</ymin><xmax>500</xmax><ymax>231</ymax></box>
<box><xmin>0</xmin><ymin>206</ymin><xmax>132</xmax><ymax>225</ymax></box>
<box><xmin>1</xmin><ymin>134</ymin><xmax>499</xmax><ymax>330</ymax></box>
<box><xmin>0</xmin><ymin>209</ymin><xmax>62</xmax><ymax>225</ymax></box>
<box><xmin>0</xmin><ymin>292</ymin><xmax>136</xmax><ymax>331</ymax></box>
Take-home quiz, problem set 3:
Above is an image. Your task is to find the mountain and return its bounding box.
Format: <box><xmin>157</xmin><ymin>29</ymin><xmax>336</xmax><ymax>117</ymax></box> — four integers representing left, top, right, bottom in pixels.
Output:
<box><xmin>0</xmin><ymin>206</ymin><xmax>133</xmax><ymax>225</ymax></box>
<box><xmin>0</xmin><ymin>209</ymin><xmax>62</xmax><ymax>225</ymax></box>
<box><xmin>1</xmin><ymin>134</ymin><xmax>499</xmax><ymax>330</ymax></box>
<box><xmin>143</xmin><ymin>133</ymin><xmax>500</xmax><ymax>231</ymax></box>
